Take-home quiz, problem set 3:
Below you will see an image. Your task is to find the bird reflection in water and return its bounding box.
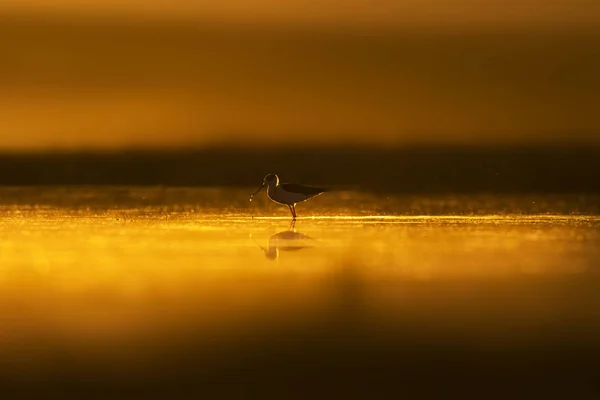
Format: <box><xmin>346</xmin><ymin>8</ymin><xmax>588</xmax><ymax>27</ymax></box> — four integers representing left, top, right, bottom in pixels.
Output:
<box><xmin>251</xmin><ymin>221</ymin><xmax>318</xmax><ymax>260</ymax></box>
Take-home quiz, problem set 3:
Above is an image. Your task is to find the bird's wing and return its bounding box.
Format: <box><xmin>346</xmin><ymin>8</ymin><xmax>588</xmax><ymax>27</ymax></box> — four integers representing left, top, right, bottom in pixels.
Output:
<box><xmin>280</xmin><ymin>183</ymin><xmax>329</xmax><ymax>195</ymax></box>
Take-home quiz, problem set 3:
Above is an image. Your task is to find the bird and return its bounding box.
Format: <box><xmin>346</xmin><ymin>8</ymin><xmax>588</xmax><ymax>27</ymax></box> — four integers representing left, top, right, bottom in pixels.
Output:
<box><xmin>249</xmin><ymin>174</ymin><xmax>329</xmax><ymax>219</ymax></box>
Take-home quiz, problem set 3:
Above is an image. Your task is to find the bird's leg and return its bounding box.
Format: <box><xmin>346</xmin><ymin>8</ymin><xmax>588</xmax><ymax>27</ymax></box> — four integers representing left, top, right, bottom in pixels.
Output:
<box><xmin>287</xmin><ymin>204</ymin><xmax>295</xmax><ymax>219</ymax></box>
<box><xmin>291</xmin><ymin>204</ymin><xmax>297</xmax><ymax>220</ymax></box>
<box><xmin>288</xmin><ymin>219</ymin><xmax>296</xmax><ymax>231</ymax></box>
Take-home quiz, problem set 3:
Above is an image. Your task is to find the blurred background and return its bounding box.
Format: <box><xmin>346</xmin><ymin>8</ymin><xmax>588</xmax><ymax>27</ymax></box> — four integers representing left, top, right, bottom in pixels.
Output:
<box><xmin>2</xmin><ymin>0</ymin><xmax>600</xmax><ymax>148</ymax></box>
<box><xmin>2</xmin><ymin>3</ymin><xmax>600</xmax><ymax>398</ymax></box>
<box><xmin>1</xmin><ymin>1</ymin><xmax>599</xmax><ymax>190</ymax></box>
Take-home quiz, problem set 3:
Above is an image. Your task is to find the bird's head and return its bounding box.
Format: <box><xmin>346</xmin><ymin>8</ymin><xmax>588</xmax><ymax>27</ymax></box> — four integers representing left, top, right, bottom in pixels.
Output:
<box><xmin>250</xmin><ymin>174</ymin><xmax>279</xmax><ymax>199</ymax></box>
<box><xmin>263</xmin><ymin>174</ymin><xmax>279</xmax><ymax>186</ymax></box>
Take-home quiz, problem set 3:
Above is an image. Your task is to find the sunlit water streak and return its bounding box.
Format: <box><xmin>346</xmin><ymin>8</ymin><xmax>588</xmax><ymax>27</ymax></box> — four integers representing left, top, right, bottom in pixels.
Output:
<box><xmin>0</xmin><ymin>187</ymin><xmax>599</xmax><ymax>396</ymax></box>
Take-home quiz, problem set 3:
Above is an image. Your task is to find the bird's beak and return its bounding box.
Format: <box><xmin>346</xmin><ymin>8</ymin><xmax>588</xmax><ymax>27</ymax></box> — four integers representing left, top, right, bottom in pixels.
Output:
<box><xmin>250</xmin><ymin>183</ymin><xmax>265</xmax><ymax>198</ymax></box>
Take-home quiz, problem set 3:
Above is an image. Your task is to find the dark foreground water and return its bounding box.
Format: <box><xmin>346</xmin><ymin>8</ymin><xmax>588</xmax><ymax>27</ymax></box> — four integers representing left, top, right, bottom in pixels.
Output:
<box><xmin>1</xmin><ymin>187</ymin><xmax>600</xmax><ymax>398</ymax></box>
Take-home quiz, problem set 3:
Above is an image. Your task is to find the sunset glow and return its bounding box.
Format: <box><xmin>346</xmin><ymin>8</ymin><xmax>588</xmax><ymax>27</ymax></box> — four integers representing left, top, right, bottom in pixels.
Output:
<box><xmin>3</xmin><ymin>0</ymin><xmax>600</xmax><ymax>28</ymax></box>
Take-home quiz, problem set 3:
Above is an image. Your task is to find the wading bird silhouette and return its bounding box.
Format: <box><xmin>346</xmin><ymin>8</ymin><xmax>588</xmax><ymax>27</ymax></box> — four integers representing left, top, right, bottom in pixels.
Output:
<box><xmin>249</xmin><ymin>174</ymin><xmax>329</xmax><ymax>219</ymax></box>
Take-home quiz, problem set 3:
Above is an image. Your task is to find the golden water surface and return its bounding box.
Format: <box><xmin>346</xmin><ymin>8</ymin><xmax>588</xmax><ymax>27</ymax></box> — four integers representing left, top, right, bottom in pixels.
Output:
<box><xmin>1</xmin><ymin>187</ymin><xmax>599</xmax><ymax>396</ymax></box>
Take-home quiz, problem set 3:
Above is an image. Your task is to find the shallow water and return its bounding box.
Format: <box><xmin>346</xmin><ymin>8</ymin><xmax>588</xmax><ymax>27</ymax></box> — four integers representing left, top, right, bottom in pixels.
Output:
<box><xmin>1</xmin><ymin>187</ymin><xmax>600</xmax><ymax>397</ymax></box>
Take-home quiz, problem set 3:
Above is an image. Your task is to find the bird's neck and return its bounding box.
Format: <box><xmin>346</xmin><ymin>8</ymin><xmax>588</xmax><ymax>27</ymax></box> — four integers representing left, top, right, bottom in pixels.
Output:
<box><xmin>267</xmin><ymin>183</ymin><xmax>278</xmax><ymax>196</ymax></box>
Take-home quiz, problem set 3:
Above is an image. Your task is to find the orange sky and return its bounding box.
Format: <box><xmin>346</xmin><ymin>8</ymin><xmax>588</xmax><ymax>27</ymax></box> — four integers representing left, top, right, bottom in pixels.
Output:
<box><xmin>4</xmin><ymin>0</ymin><xmax>600</xmax><ymax>28</ymax></box>
<box><xmin>1</xmin><ymin>1</ymin><xmax>599</xmax><ymax>150</ymax></box>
